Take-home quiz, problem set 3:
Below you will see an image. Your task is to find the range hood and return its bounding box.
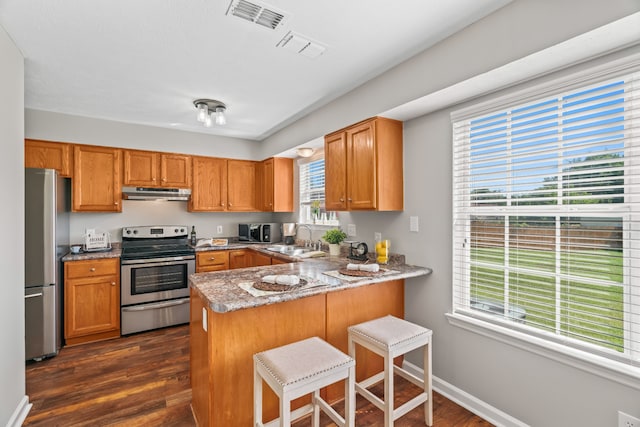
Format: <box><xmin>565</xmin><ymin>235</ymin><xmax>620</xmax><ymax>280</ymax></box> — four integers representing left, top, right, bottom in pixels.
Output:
<box><xmin>122</xmin><ymin>186</ymin><xmax>191</xmax><ymax>201</ymax></box>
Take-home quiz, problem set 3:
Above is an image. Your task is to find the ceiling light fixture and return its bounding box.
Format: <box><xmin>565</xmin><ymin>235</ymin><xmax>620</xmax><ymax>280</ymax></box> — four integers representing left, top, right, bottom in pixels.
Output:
<box><xmin>296</xmin><ymin>147</ymin><xmax>315</xmax><ymax>158</ymax></box>
<box><xmin>194</xmin><ymin>99</ymin><xmax>227</xmax><ymax>127</ymax></box>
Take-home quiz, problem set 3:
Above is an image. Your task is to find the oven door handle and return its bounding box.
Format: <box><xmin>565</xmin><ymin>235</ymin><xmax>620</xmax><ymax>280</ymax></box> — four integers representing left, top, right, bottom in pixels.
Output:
<box><xmin>121</xmin><ymin>255</ymin><xmax>195</xmax><ymax>265</ymax></box>
<box><xmin>122</xmin><ymin>298</ymin><xmax>189</xmax><ymax>312</ymax></box>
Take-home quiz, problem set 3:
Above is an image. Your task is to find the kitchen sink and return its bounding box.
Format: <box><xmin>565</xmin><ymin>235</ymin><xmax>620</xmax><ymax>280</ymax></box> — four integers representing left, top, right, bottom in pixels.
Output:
<box><xmin>265</xmin><ymin>245</ymin><xmax>311</xmax><ymax>256</ymax></box>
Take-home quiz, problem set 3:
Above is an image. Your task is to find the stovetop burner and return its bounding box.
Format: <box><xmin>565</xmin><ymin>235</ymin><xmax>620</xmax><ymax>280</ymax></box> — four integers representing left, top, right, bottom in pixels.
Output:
<box><xmin>121</xmin><ymin>225</ymin><xmax>195</xmax><ymax>261</ymax></box>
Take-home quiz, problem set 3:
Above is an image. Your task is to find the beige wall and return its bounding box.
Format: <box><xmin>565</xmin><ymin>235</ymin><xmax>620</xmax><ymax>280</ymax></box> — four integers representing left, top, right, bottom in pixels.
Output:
<box><xmin>0</xmin><ymin>23</ymin><xmax>28</xmax><ymax>426</ymax></box>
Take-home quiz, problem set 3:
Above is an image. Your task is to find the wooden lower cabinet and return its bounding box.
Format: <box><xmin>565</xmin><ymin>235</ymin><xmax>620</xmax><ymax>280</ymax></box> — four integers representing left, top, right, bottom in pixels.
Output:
<box><xmin>251</xmin><ymin>251</ymin><xmax>272</xmax><ymax>267</ymax></box>
<box><xmin>190</xmin><ymin>279</ymin><xmax>404</xmax><ymax>426</ymax></box>
<box><xmin>196</xmin><ymin>251</ymin><xmax>230</xmax><ymax>273</ymax></box>
<box><xmin>64</xmin><ymin>258</ymin><xmax>120</xmax><ymax>346</ymax></box>
<box><xmin>229</xmin><ymin>249</ymin><xmax>250</xmax><ymax>269</ymax></box>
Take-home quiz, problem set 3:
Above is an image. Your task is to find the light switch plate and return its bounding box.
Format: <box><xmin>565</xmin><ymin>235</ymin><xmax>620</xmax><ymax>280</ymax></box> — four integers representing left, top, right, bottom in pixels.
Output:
<box><xmin>347</xmin><ymin>224</ymin><xmax>357</xmax><ymax>236</ymax></box>
<box><xmin>410</xmin><ymin>216</ymin><xmax>419</xmax><ymax>232</ymax></box>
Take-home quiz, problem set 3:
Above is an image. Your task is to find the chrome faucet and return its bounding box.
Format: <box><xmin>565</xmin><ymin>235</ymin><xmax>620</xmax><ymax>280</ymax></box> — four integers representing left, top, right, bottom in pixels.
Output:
<box><xmin>298</xmin><ymin>224</ymin><xmax>312</xmax><ymax>246</ymax></box>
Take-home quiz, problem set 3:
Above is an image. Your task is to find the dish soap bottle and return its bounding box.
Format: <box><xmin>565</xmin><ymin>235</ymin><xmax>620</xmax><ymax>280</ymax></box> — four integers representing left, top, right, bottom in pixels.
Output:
<box><xmin>190</xmin><ymin>226</ymin><xmax>197</xmax><ymax>246</ymax></box>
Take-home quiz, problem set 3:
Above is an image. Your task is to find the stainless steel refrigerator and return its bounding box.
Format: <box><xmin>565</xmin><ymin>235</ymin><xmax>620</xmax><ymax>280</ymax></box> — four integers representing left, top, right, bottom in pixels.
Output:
<box><xmin>25</xmin><ymin>168</ymin><xmax>70</xmax><ymax>360</ymax></box>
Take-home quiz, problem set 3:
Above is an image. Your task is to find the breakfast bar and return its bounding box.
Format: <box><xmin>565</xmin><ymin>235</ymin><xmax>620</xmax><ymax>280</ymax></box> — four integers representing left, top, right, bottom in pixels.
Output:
<box><xmin>189</xmin><ymin>253</ymin><xmax>431</xmax><ymax>426</ymax></box>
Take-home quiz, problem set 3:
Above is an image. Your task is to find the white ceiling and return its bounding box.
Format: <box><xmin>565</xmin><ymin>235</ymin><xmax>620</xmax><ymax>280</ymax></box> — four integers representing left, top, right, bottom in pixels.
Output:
<box><xmin>0</xmin><ymin>0</ymin><xmax>511</xmax><ymax>141</ymax></box>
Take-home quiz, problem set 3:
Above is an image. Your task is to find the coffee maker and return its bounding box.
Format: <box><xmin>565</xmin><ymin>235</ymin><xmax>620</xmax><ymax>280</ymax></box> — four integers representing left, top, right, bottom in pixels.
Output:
<box><xmin>282</xmin><ymin>223</ymin><xmax>297</xmax><ymax>245</ymax></box>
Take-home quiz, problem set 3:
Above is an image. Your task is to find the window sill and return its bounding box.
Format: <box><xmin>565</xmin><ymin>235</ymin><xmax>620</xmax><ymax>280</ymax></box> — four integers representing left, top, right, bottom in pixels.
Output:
<box><xmin>445</xmin><ymin>312</ymin><xmax>640</xmax><ymax>391</ymax></box>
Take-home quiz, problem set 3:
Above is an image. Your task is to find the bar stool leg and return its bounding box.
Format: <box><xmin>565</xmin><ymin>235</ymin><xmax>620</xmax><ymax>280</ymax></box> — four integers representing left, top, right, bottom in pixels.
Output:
<box><xmin>312</xmin><ymin>389</ymin><xmax>320</xmax><ymax>426</ymax></box>
<box><xmin>254</xmin><ymin>367</ymin><xmax>262</xmax><ymax>427</ymax></box>
<box><xmin>345</xmin><ymin>365</ymin><xmax>356</xmax><ymax>427</ymax></box>
<box><xmin>425</xmin><ymin>340</ymin><xmax>433</xmax><ymax>426</ymax></box>
<box><xmin>384</xmin><ymin>352</ymin><xmax>394</xmax><ymax>427</ymax></box>
<box><xmin>280</xmin><ymin>392</ymin><xmax>290</xmax><ymax>427</ymax></box>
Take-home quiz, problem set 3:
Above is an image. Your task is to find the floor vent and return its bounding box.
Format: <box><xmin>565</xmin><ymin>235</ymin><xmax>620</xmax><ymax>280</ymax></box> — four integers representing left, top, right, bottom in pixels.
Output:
<box><xmin>226</xmin><ymin>0</ymin><xmax>287</xmax><ymax>30</ymax></box>
<box><xmin>276</xmin><ymin>31</ymin><xmax>327</xmax><ymax>59</ymax></box>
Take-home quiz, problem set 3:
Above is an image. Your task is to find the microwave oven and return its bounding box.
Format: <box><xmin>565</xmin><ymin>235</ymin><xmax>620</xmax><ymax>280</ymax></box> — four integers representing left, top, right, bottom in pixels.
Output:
<box><xmin>238</xmin><ymin>223</ymin><xmax>281</xmax><ymax>243</ymax></box>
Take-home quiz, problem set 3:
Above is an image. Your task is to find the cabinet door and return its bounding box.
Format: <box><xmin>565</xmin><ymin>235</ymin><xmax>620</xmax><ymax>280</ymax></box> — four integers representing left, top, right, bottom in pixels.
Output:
<box><xmin>196</xmin><ymin>251</ymin><xmax>229</xmax><ymax>273</ymax></box>
<box><xmin>72</xmin><ymin>145</ymin><xmax>122</xmax><ymax>212</ymax></box>
<box><xmin>123</xmin><ymin>150</ymin><xmax>159</xmax><ymax>186</ymax></box>
<box><xmin>346</xmin><ymin>121</ymin><xmax>377</xmax><ymax>210</ymax></box>
<box><xmin>227</xmin><ymin>160</ymin><xmax>256</xmax><ymax>211</ymax></box>
<box><xmin>262</xmin><ymin>158</ymin><xmax>274</xmax><ymax>211</ymax></box>
<box><xmin>272</xmin><ymin>157</ymin><xmax>293</xmax><ymax>212</ymax></box>
<box><xmin>252</xmin><ymin>251</ymin><xmax>272</xmax><ymax>267</ymax></box>
<box><xmin>25</xmin><ymin>139</ymin><xmax>72</xmax><ymax>177</ymax></box>
<box><xmin>324</xmin><ymin>132</ymin><xmax>348</xmax><ymax>210</ymax></box>
<box><xmin>229</xmin><ymin>250</ymin><xmax>250</xmax><ymax>269</ymax></box>
<box><xmin>64</xmin><ymin>259</ymin><xmax>120</xmax><ymax>341</ymax></box>
<box><xmin>161</xmin><ymin>154</ymin><xmax>192</xmax><ymax>188</ymax></box>
<box><xmin>190</xmin><ymin>157</ymin><xmax>227</xmax><ymax>211</ymax></box>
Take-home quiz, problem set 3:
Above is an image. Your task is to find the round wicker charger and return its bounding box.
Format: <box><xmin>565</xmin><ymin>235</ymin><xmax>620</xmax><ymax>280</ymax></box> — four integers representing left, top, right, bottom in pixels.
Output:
<box><xmin>253</xmin><ymin>278</ymin><xmax>307</xmax><ymax>292</ymax></box>
<box><xmin>338</xmin><ymin>268</ymin><xmax>387</xmax><ymax>277</ymax></box>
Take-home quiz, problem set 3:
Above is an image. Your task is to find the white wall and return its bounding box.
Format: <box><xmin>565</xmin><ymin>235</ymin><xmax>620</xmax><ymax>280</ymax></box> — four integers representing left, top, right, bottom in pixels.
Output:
<box><xmin>0</xmin><ymin>24</ymin><xmax>29</xmax><ymax>426</ymax></box>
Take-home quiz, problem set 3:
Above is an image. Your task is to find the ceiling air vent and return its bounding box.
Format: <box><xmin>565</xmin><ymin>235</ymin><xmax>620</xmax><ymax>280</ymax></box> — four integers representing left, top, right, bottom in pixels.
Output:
<box><xmin>276</xmin><ymin>31</ymin><xmax>327</xmax><ymax>59</ymax></box>
<box><xmin>226</xmin><ymin>0</ymin><xmax>287</xmax><ymax>30</ymax></box>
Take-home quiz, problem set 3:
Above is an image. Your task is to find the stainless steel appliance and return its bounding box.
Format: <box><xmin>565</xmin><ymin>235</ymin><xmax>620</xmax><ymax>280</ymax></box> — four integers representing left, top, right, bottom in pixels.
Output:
<box><xmin>122</xmin><ymin>186</ymin><xmax>191</xmax><ymax>201</ymax></box>
<box><xmin>25</xmin><ymin>168</ymin><xmax>70</xmax><ymax>360</ymax></box>
<box><xmin>282</xmin><ymin>223</ymin><xmax>297</xmax><ymax>245</ymax></box>
<box><xmin>120</xmin><ymin>225</ymin><xmax>195</xmax><ymax>335</ymax></box>
<box><xmin>238</xmin><ymin>223</ymin><xmax>281</xmax><ymax>243</ymax></box>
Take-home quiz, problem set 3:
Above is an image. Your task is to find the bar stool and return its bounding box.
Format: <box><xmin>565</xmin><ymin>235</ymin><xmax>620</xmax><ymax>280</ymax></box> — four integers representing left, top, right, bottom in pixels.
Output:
<box><xmin>348</xmin><ymin>315</ymin><xmax>433</xmax><ymax>426</ymax></box>
<box><xmin>254</xmin><ymin>336</ymin><xmax>356</xmax><ymax>427</ymax></box>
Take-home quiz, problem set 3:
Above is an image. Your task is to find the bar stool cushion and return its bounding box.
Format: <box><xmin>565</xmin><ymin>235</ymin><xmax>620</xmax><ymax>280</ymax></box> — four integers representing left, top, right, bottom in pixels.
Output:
<box><xmin>348</xmin><ymin>315</ymin><xmax>431</xmax><ymax>351</ymax></box>
<box><xmin>255</xmin><ymin>337</ymin><xmax>354</xmax><ymax>387</ymax></box>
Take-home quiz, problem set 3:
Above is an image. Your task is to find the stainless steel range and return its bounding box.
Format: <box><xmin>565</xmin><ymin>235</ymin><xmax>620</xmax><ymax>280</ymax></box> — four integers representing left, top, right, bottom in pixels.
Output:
<box><xmin>120</xmin><ymin>225</ymin><xmax>195</xmax><ymax>335</ymax></box>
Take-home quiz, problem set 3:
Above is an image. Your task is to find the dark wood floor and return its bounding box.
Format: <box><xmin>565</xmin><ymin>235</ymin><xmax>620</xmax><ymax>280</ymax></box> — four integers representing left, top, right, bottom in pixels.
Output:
<box><xmin>25</xmin><ymin>325</ymin><xmax>492</xmax><ymax>426</ymax></box>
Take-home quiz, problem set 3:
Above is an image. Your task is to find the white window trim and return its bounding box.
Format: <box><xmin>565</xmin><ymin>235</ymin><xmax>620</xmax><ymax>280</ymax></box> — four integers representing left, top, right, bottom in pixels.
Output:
<box><xmin>449</xmin><ymin>53</ymin><xmax>640</xmax><ymax>390</ymax></box>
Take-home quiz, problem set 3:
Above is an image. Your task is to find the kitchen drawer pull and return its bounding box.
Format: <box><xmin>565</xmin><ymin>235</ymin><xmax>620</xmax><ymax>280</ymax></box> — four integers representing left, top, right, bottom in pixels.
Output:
<box><xmin>25</xmin><ymin>293</ymin><xmax>43</xmax><ymax>299</ymax></box>
<box><xmin>90</xmin><ymin>267</ymin><xmax>96</xmax><ymax>272</ymax></box>
<box><xmin>209</xmin><ymin>257</ymin><xmax>215</xmax><ymax>261</ymax></box>
<box><xmin>122</xmin><ymin>298</ymin><xmax>189</xmax><ymax>311</ymax></box>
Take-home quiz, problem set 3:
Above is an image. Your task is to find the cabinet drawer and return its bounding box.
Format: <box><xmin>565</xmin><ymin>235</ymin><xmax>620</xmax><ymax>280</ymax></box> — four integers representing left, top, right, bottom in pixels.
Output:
<box><xmin>197</xmin><ymin>251</ymin><xmax>230</xmax><ymax>269</ymax></box>
<box><xmin>65</xmin><ymin>258</ymin><xmax>119</xmax><ymax>279</ymax></box>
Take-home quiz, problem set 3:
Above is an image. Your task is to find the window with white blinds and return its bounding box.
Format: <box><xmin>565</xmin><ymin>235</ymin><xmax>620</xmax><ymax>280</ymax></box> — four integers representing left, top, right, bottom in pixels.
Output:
<box><xmin>298</xmin><ymin>157</ymin><xmax>325</xmax><ymax>224</ymax></box>
<box><xmin>452</xmin><ymin>67</ymin><xmax>640</xmax><ymax>369</ymax></box>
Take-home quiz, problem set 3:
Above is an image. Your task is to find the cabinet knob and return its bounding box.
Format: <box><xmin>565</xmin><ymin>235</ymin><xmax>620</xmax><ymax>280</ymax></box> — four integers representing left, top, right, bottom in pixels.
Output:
<box><xmin>209</xmin><ymin>257</ymin><xmax>215</xmax><ymax>261</ymax></box>
<box><xmin>90</xmin><ymin>268</ymin><xmax>96</xmax><ymax>272</ymax></box>
<box><xmin>162</xmin><ymin>178</ymin><xmax>166</xmax><ymax>182</ymax></box>
<box><xmin>348</xmin><ymin>198</ymin><xmax>352</xmax><ymax>202</ymax></box>
<box><xmin>111</xmin><ymin>282</ymin><xmax>116</xmax><ymax>286</ymax></box>
<box><xmin>339</xmin><ymin>197</ymin><xmax>344</xmax><ymax>202</ymax></box>
<box><xmin>114</xmin><ymin>201</ymin><xmax>119</xmax><ymax>205</ymax></box>
<box><xmin>229</xmin><ymin>203</ymin><xmax>232</xmax><ymax>207</ymax></box>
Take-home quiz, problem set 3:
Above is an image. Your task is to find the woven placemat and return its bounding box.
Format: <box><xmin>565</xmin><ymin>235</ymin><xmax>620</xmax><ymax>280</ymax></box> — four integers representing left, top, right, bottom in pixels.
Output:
<box><xmin>338</xmin><ymin>268</ymin><xmax>387</xmax><ymax>277</ymax></box>
<box><xmin>253</xmin><ymin>278</ymin><xmax>307</xmax><ymax>292</ymax></box>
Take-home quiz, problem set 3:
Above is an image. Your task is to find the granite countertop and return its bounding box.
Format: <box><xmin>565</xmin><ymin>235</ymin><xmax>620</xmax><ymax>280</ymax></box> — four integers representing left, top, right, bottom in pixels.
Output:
<box><xmin>190</xmin><ymin>256</ymin><xmax>432</xmax><ymax>314</ymax></box>
<box><xmin>62</xmin><ymin>247</ymin><xmax>122</xmax><ymax>261</ymax></box>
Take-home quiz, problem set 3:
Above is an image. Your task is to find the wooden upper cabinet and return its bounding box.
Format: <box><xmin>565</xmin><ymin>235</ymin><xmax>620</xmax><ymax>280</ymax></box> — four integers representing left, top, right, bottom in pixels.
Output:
<box><xmin>190</xmin><ymin>156</ymin><xmax>227</xmax><ymax>212</ymax></box>
<box><xmin>227</xmin><ymin>160</ymin><xmax>256</xmax><ymax>211</ymax></box>
<box><xmin>124</xmin><ymin>150</ymin><xmax>191</xmax><ymax>188</ymax></box>
<box><xmin>72</xmin><ymin>145</ymin><xmax>122</xmax><ymax>212</ymax></box>
<box><xmin>25</xmin><ymin>139</ymin><xmax>72</xmax><ymax>177</ymax></box>
<box><xmin>261</xmin><ymin>157</ymin><xmax>293</xmax><ymax>212</ymax></box>
<box><xmin>160</xmin><ymin>153</ymin><xmax>191</xmax><ymax>187</ymax></box>
<box><xmin>324</xmin><ymin>117</ymin><xmax>403</xmax><ymax>211</ymax></box>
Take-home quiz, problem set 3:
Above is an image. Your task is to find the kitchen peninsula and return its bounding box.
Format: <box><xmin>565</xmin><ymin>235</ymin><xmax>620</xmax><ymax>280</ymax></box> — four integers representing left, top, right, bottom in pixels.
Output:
<box><xmin>189</xmin><ymin>251</ymin><xmax>431</xmax><ymax>426</ymax></box>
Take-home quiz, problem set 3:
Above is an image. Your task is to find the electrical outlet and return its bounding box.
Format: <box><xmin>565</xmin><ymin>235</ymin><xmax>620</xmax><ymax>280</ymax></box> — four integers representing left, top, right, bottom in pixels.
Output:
<box><xmin>216</xmin><ymin>225</ymin><xmax>223</xmax><ymax>234</ymax></box>
<box><xmin>374</xmin><ymin>232</ymin><xmax>382</xmax><ymax>242</ymax></box>
<box><xmin>347</xmin><ymin>224</ymin><xmax>357</xmax><ymax>236</ymax></box>
<box><xmin>619</xmin><ymin>411</ymin><xmax>640</xmax><ymax>427</ymax></box>
<box><xmin>410</xmin><ymin>216</ymin><xmax>419</xmax><ymax>232</ymax></box>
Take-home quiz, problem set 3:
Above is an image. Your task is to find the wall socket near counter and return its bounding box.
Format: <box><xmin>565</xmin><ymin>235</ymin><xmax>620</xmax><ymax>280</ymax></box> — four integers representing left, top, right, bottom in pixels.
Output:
<box><xmin>374</xmin><ymin>232</ymin><xmax>382</xmax><ymax>242</ymax></box>
<box><xmin>410</xmin><ymin>216</ymin><xmax>419</xmax><ymax>232</ymax></box>
<box><xmin>619</xmin><ymin>411</ymin><xmax>640</xmax><ymax>427</ymax></box>
<box><xmin>216</xmin><ymin>225</ymin><xmax>223</xmax><ymax>234</ymax></box>
<box><xmin>347</xmin><ymin>224</ymin><xmax>357</xmax><ymax>237</ymax></box>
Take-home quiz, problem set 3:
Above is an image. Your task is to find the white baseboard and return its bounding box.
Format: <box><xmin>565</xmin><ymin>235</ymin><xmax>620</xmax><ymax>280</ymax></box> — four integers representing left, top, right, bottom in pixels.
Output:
<box><xmin>6</xmin><ymin>395</ymin><xmax>32</xmax><ymax>427</ymax></box>
<box><xmin>403</xmin><ymin>360</ymin><xmax>528</xmax><ymax>427</ymax></box>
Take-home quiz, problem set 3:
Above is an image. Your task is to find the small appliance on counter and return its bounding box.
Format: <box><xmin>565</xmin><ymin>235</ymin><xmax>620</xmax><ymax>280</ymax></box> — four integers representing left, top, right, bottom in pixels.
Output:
<box><xmin>346</xmin><ymin>241</ymin><xmax>369</xmax><ymax>261</ymax></box>
<box><xmin>282</xmin><ymin>223</ymin><xmax>297</xmax><ymax>245</ymax></box>
<box><xmin>238</xmin><ymin>223</ymin><xmax>281</xmax><ymax>243</ymax></box>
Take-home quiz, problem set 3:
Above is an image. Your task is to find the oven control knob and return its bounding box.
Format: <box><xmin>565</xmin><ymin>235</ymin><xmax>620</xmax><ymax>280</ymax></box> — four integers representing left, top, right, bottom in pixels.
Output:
<box><xmin>180</xmin><ymin>228</ymin><xmax>185</xmax><ymax>233</ymax></box>
<box><xmin>175</xmin><ymin>228</ymin><xmax>179</xmax><ymax>233</ymax></box>
<box><xmin>133</xmin><ymin>230</ymin><xmax>138</xmax><ymax>234</ymax></box>
<box><xmin>125</xmin><ymin>229</ymin><xmax>131</xmax><ymax>235</ymax></box>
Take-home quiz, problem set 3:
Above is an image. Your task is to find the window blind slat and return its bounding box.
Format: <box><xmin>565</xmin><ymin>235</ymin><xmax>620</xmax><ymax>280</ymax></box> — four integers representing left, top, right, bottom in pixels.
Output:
<box><xmin>452</xmin><ymin>70</ymin><xmax>640</xmax><ymax>368</ymax></box>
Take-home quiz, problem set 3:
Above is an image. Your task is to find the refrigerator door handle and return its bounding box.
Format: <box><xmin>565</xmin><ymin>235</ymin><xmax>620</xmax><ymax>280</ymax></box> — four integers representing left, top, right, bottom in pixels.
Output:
<box><xmin>25</xmin><ymin>293</ymin><xmax>43</xmax><ymax>299</ymax></box>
